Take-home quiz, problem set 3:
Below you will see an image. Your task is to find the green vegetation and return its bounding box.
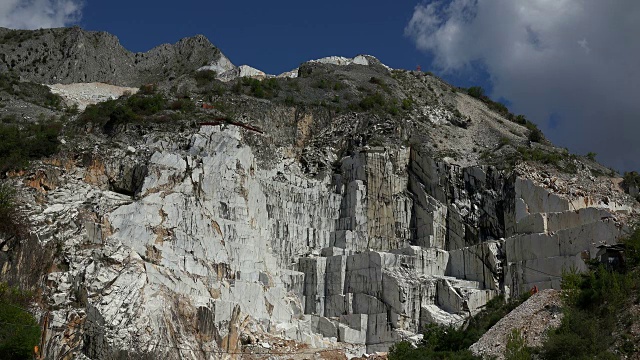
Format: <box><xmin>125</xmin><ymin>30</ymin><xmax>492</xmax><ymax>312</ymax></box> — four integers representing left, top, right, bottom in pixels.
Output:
<box><xmin>539</xmin><ymin>227</ymin><xmax>640</xmax><ymax>359</ymax></box>
<box><xmin>516</xmin><ymin>147</ymin><xmax>564</xmax><ymax>165</ymax></box>
<box><xmin>0</xmin><ymin>71</ymin><xmax>64</xmax><ymax>110</ymax></box>
<box><xmin>467</xmin><ymin>86</ymin><xmax>485</xmax><ymax>99</ymax></box>
<box><xmin>193</xmin><ymin>69</ymin><xmax>217</xmax><ymax>86</ymax></box>
<box><xmin>498</xmin><ymin>136</ymin><xmax>512</xmax><ymax>149</ymax></box>
<box><xmin>527</xmin><ymin>127</ymin><xmax>543</xmax><ymax>143</ymax></box>
<box><xmin>622</xmin><ymin>171</ymin><xmax>640</xmax><ymax>201</ymax></box>
<box><xmin>138</xmin><ymin>83</ymin><xmax>158</xmax><ymax>95</ymax></box>
<box><xmin>0</xmin><ymin>120</ymin><xmax>62</xmax><ymax>174</ymax></box>
<box><xmin>79</xmin><ymin>92</ymin><xmax>177</xmax><ymax>133</ymax></box>
<box><xmin>505</xmin><ymin>329</ymin><xmax>532</xmax><ymax>360</ymax></box>
<box><xmin>314</xmin><ymin>78</ymin><xmax>345</xmax><ymax>91</ymax></box>
<box><xmin>356</xmin><ymin>92</ymin><xmax>386</xmax><ymax>111</ymax></box>
<box><xmin>232</xmin><ymin>77</ymin><xmax>280</xmax><ymax>99</ymax></box>
<box><xmin>402</xmin><ymin>98</ymin><xmax>413</xmax><ymax>111</ymax></box>
<box><xmin>169</xmin><ymin>98</ymin><xmax>196</xmax><ymax>112</ymax></box>
<box><xmin>369</xmin><ymin>76</ymin><xmax>391</xmax><ymax>93</ymax></box>
<box><xmin>346</xmin><ymin>92</ymin><xmax>407</xmax><ymax>116</ymax></box>
<box><xmin>0</xmin><ymin>182</ymin><xmax>23</xmax><ymax>237</ymax></box>
<box><xmin>1</xmin><ymin>30</ymin><xmax>35</xmax><ymax>44</ymax></box>
<box><xmin>389</xmin><ymin>294</ymin><xmax>530</xmax><ymax>360</ymax></box>
<box><xmin>586</xmin><ymin>152</ymin><xmax>597</xmax><ymax>161</ymax></box>
<box><xmin>466</xmin><ymin>86</ymin><xmax>509</xmax><ymax>117</ymax></box>
<box><xmin>488</xmin><ymin>143</ymin><xmax>577</xmax><ymax>173</ymax></box>
<box><xmin>0</xmin><ymin>282</ymin><xmax>41</xmax><ymax>360</ymax></box>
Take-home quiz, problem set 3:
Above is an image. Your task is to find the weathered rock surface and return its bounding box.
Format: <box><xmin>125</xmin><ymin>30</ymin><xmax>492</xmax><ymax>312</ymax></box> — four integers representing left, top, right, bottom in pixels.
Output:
<box><xmin>0</xmin><ymin>27</ymin><xmax>221</xmax><ymax>86</ymax></box>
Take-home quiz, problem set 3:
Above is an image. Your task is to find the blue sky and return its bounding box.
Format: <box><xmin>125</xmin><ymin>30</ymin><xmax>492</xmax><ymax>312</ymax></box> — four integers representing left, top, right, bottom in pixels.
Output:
<box><xmin>76</xmin><ymin>1</ymin><xmax>493</xmax><ymax>92</ymax></box>
<box><xmin>1</xmin><ymin>0</ymin><xmax>639</xmax><ymax>172</ymax></box>
<box><xmin>78</xmin><ymin>1</ymin><xmax>461</xmax><ymax>79</ymax></box>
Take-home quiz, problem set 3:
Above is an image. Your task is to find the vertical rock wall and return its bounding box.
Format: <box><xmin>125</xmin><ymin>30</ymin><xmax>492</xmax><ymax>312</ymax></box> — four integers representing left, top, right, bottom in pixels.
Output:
<box><xmin>16</xmin><ymin>126</ymin><xmax>632</xmax><ymax>358</ymax></box>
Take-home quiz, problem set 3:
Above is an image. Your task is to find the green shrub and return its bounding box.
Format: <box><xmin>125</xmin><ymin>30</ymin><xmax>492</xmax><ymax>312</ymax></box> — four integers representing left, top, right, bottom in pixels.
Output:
<box><xmin>236</xmin><ymin>77</ymin><xmax>279</xmax><ymax>99</ymax></box>
<box><xmin>622</xmin><ymin>171</ymin><xmax>640</xmax><ymax>200</ymax></box>
<box><xmin>487</xmin><ymin>101</ymin><xmax>509</xmax><ymax>116</ymax></box>
<box><xmin>369</xmin><ymin>77</ymin><xmax>391</xmax><ymax>93</ymax></box>
<box><xmin>126</xmin><ymin>94</ymin><xmax>166</xmax><ymax>115</ymax></box>
<box><xmin>467</xmin><ymin>86</ymin><xmax>485</xmax><ymax>99</ymax></box>
<box><xmin>0</xmin><ymin>283</ymin><xmax>41</xmax><ymax>360</ymax></box>
<box><xmin>169</xmin><ymin>98</ymin><xmax>195</xmax><ymax>112</ymax></box>
<box><xmin>514</xmin><ymin>115</ymin><xmax>527</xmax><ymax>125</ymax></box>
<box><xmin>0</xmin><ymin>122</ymin><xmax>61</xmax><ymax>174</ymax></box>
<box><xmin>402</xmin><ymin>98</ymin><xmax>413</xmax><ymax>110</ymax></box>
<box><xmin>80</xmin><ymin>93</ymin><xmax>168</xmax><ymax>133</ymax></box>
<box><xmin>358</xmin><ymin>92</ymin><xmax>386</xmax><ymax>111</ymax></box>
<box><xmin>66</xmin><ymin>103</ymin><xmax>80</xmax><ymax>115</ymax></box>
<box><xmin>314</xmin><ymin>79</ymin><xmax>330</xmax><ymax>89</ymax></box>
<box><xmin>499</xmin><ymin>136</ymin><xmax>511</xmax><ymax>148</ymax></box>
<box><xmin>139</xmin><ymin>84</ymin><xmax>157</xmax><ymax>95</ymax></box>
<box><xmin>527</xmin><ymin>127</ymin><xmax>543</xmax><ymax>143</ymax></box>
<box><xmin>522</xmin><ymin>120</ymin><xmax>544</xmax><ymax>142</ymax></box>
<box><xmin>231</xmin><ymin>79</ymin><xmax>243</xmax><ymax>94</ymax></box>
<box><xmin>388</xmin><ymin>340</ymin><xmax>478</xmax><ymax>360</ymax></box>
<box><xmin>0</xmin><ymin>182</ymin><xmax>28</xmax><ymax>241</ymax></box>
<box><xmin>0</xmin><ymin>183</ymin><xmax>16</xmax><ymax>232</ymax></box>
<box><xmin>193</xmin><ymin>69</ymin><xmax>217</xmax><ymax>86</ymax></box>
<box><xmin>516</xmin><ymin>147</ymin><xmax>562</xmax><ymax>166</ymax></box>
<box><xmin>333</xmin><ymin>81</ymin><xmax>346</xmax><ymax>91</ymax></box>
<box><xmin>586</xmin><ymin>152</ymin><xmax>597</xmax><ymax>161</ymax></box>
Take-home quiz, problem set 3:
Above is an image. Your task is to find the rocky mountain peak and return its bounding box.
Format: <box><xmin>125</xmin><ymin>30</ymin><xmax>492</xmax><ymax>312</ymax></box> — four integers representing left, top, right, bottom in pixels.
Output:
<box><xmin>0</xmin><ymin>28</ymin><xmax>221</xmax><ymax>86</ymax></box>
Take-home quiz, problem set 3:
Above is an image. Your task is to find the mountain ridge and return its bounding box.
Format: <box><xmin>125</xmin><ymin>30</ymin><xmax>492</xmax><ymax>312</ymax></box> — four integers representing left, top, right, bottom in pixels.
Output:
<box><xmin>0</xmin><ymin>26</ymin><xmax>221</xmax><ymax>86</ymax></box>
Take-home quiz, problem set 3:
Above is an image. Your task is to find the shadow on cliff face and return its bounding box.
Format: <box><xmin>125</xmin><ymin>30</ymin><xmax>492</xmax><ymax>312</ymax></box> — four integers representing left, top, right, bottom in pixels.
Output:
<box><xmin>108</xmin><ymin>162</ymin><xmax>148</xmax><ymax>197</ymax></box>
<box><xmin>0</xmin><ymin>182</ymin><xmax>57</xmax><ymax>293</ymax></box>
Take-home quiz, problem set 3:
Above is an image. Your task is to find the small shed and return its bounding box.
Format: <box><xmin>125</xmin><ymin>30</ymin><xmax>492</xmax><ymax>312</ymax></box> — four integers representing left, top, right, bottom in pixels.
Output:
<box><xmin>596</xmin><ymin>244</ymin><xmax>626</xmax><ymax>271</ymax></box>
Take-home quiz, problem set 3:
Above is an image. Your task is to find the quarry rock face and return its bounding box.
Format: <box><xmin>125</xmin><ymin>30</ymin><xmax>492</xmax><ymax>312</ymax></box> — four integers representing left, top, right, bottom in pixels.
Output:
<box><xmin>14</xmin><ymin>125</ymin><xmax>628</xmax><ymax>358</ymax></box>
<box><xmin>0</xmin><ymin>28</ymin><xmax>637</xmax><ymax>359</ymax></box>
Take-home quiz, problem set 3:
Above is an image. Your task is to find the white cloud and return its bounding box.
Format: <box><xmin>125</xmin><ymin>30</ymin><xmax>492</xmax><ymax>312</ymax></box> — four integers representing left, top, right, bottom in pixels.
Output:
<box><xmin>0</xmin><ymin>0</ymin><xmax>83</xmax><ymax>29</ymax></box>
<box><xmin>405</xmin><ymin>0</ymin><xmax>640</xmax><ymax>171</ymax></box>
